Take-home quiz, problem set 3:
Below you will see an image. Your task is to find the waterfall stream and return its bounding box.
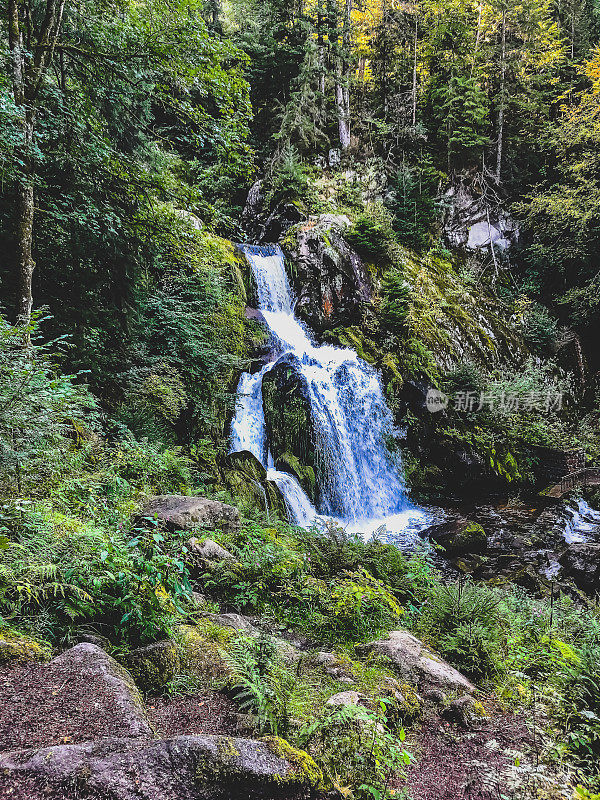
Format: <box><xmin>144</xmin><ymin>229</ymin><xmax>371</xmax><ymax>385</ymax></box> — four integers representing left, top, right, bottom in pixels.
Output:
<box><xmin>230</xmin><ymin>244</ymin><xmax>428</xmax><ymax>540</ymax></box>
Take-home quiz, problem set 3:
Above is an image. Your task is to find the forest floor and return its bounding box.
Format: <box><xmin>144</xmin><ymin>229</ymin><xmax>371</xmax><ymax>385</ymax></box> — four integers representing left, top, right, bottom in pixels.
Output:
<box><xmin>0</xmin><ymin>655</ymin><xmax>571</xmax><ymax>800</ymax></box>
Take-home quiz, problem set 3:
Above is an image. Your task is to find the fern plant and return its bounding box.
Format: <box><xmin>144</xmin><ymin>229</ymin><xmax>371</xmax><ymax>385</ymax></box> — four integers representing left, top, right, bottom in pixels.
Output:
<box><xmin>223</xmin><ymin>634</ymin><xmax>295</xmax><ymax>736</ymax></box>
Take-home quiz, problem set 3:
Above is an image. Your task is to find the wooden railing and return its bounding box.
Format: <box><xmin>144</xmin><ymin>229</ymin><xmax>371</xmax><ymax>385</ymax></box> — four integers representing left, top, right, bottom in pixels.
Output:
<box><xmin>560</xmin><ymin>467</ymin><xmax>600</xmax><ymax>494</ymax></box>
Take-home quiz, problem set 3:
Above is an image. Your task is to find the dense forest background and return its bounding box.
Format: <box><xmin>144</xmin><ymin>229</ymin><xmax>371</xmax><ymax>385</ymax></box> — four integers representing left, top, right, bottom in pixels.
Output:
<box><xmin>1</xmin><ymin>0</ymin><xmax>600</xmax><ymax>455</ymax></box>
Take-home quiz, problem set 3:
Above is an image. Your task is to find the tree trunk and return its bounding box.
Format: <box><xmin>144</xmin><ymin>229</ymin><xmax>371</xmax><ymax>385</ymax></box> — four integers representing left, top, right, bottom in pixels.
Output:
<box><xmin>335</xmin><ymin>76</ymin><xmax>351</xmax><ymax>149</ymax></box>
<box><xmin>471</xmin><ymin>1</ymin><xmax>482</xmax><ymax>77</ymax></box>
<box><xmin>334</xmin><ymin>0</ymin><xmax>352</xmax><ymax>149</ymax></box>
<box><xmin>317</xmin><ymin>0</ymin><xmax>326</xmax><ymax>95</ymax></box>
<box><xmin>7</xmin><ymin>0</ymin><xmax>66</xmax><ymax>332</ymax></box>
<box><xmin>496</xmin><ymin>9</ymin><xmax>506</xmax><ymax>184</ymax></box>
<box><xmin>411</xmin><ymin>13</ymin><xmax>418</xmax><ymax>127</ymax></box>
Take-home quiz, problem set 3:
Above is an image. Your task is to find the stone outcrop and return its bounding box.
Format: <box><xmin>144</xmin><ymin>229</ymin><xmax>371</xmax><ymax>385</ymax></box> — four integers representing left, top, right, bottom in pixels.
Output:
<box><xmin>0</xmin><ymin>735</ymin><xmax>322</xmax><ymax>800</ymax></box>
<box><xmin>443</xmin><ymin>179</ymin><xmax>519</xmax><ymax>252</ymax></box>
<box><xmin>281</xmin><ymin>215</ymin><xmax>373</xmax><ymax>334</ymax></box>
<box><xmin>359</xmin><ymin>630</ymin><xmax>475</xmax><ymax>695</ymax></box>
<box><xmin>140</xmin><ymin>495</ymin><xmax>240</xmax><ymax>533</ymax></box>
<box><xmin>559</xmin><ymin>543</ymin><xmax>600</xmax><ymax>593</ymax></box>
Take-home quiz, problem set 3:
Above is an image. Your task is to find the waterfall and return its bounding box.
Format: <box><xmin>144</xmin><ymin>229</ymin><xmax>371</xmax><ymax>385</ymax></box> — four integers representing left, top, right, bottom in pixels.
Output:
<box><xmin>230</xmin><ymin>244</ymin><xmax>427</xmax><ymax>538</ymax></box>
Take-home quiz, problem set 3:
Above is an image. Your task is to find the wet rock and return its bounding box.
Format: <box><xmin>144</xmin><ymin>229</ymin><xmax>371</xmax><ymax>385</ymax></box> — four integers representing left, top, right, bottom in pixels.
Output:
<box><xmin>140</xmin><ymin>495</ymin><xmax>240</xmax><ymax>533</ymax></box>
<box><xmin>222</xmin><ymin>450</ymin><xmax>287</xmax><ymax>519</ymax></box>
<box><xmin>559</xmin><ymin>543</ymin><xmax>600</xmax><ymax>593</ymax></box>
<box><xmin>425</xmin><ymin>517</ymin><xmax>487</xmax><ymax>555</ymax></box>
<box><xmin>358</xmin><ymin>630</ymin><xmax>475</xmax><ymax>694</ymax></box>
<box><xmin>0</xmin><ymin>735</ymin><xmax>322</xmax><ymax>800</ymax></box>
<box><xmin>281</xmin><ymin>214</ymin><xmax>373</xmax><ymax>334</ymax></box>
<box><xmin>122</xmin><ymin>640</ymin><xmax>180</xmax><ymax>694</ymax></box>
<box><xmin>262</xmin><ymin>355</ymin><xmax>316</xmax><ymax>501</ymax></box>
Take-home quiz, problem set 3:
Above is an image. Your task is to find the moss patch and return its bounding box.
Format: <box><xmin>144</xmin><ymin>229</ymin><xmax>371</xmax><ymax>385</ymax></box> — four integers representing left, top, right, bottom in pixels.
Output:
<box><xmin>262</xmin><ymin>736</ymin><xmax>325</xmax><ymax>790</ymax></box>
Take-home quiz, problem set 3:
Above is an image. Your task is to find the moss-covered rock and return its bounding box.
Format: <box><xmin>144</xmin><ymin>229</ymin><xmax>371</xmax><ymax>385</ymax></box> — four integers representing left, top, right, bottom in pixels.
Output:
<box><xmin>0</xmin><ymin>632</ymin><xmax>51</xmax><ymax>664</ymax></box>
<box><xmin>222</xmin><ymin>450</ymin><xmax>288</xmax><ymax>519</ymax></box>
<box><xmin>172</xmin><ymin>622</ymin><xmax>235</xmax><ymax>691</ymax></box>
<box><xmin>122</xmin><ymin>640</ymin><xmax>180</xmax><ymax>694</ymax></box>
<box><xmin>426</xmin><ymin>517</ymin><xmax>488</xmax><ymax>555</ymax></box>
<box><xmin>281</xmin><ymin>214</ymin><xmax>373</xmax><ymax>334</ymax></box>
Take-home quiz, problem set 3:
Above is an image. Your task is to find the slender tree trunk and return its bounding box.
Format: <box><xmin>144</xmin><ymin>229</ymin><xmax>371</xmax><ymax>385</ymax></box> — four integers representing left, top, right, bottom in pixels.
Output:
<box><xmin>15</xmin><ymin>162</ymin><xmax>35</xmax><ymax>329</ymax></box>
<box><xmin>7</xmin><ymin>0</ymin><xmax>66</xmax><ymax>332</ymax></box>
<box><xmin>496</xmin><ymin>8</ymin><xmax>506</xmax><ymax>184</ymax></box>
<box><xmin>411</xmin><ymin>13</ymin><xmax>418</xmax><ymax>126</ymax></box>
<box><xmin>334</xmin><ymin>0</ymin><xmax>352</xmax><ymax>149</ymax></box>
<box><xmin>317</xmin><ymin>0</ymin><xmax>326</xmax><ymax>95</ymax></box>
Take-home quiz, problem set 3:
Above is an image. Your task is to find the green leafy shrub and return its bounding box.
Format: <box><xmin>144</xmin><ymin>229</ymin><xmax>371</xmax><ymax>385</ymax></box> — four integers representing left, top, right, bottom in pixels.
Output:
<box><xmin>0</xmin><ymin>313</ymin><xmax>98</xmax><ymax>497</ymax></box>
<box><xmin>266</xmin><ymin>147</ymin><xmax>313</xmax><ymax>209</ymax></box>
<box><xmin>418</xmin><ymin>581</ymin><xmax>502</xmax><ymax>679</ymax></box>
<box><xmin>519</xmin><ymin>302</ymin><xmax>559</xmax><ymax>356</ymax></box>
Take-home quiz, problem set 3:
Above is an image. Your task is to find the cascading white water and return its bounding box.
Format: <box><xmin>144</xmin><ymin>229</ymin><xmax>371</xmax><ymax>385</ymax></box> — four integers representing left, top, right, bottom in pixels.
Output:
<box><xmin>230</xmin><ymin>244</ymin><xmax>427</xmax><ymax>538</ymax></box>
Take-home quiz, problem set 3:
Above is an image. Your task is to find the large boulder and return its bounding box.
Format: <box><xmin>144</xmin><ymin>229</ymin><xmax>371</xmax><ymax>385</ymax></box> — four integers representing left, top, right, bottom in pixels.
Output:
<box><xmin>424</xmin><ymin>517</ymin><xmax>487</xmax><ymax>556</ymax></box>
<box><xmin>281</xmin><ymin>215</ymin><xmax>373</xmax><ymax>334</ymax></box>
<box><xmin>559</xmin><ymin>543</ymin><xmax>600</xmax><ymax>594</ymax></box>
<box><xmin>0</xmin><ymin>644</ymin><xmax>151</xmax><ymax>751</ymax></box>
<box><xmin>358</xmin><ymin>630</ymin><xmax>475</xmax><ymax>695</ymax></box>
<box><xmin>0</xmin><ymin>735</ymin><xmax>323</xmax><ymax>800</ymax></box>
<box><xmin>140</xmin><ymin>495</ymin><xmax>240</xmax><ymax>533</ymax></box>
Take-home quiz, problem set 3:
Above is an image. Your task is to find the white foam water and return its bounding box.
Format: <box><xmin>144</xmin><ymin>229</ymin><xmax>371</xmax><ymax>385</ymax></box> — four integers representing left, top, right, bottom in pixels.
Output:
<box><xmin>229</xmin><ymin>244</ymin><xmax>429</xmax><ymax>539</ymax></box>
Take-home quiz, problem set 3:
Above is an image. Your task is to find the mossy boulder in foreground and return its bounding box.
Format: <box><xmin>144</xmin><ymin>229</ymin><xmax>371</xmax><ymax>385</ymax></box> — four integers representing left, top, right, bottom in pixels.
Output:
<box><xmin>0</xmin><ymin>736</ymin><xmax>321</xmax><ymax>799</ymax></box>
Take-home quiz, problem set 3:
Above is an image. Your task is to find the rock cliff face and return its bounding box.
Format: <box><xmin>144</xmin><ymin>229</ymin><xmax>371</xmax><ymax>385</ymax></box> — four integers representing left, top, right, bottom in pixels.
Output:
<box><xmin>281</xmin><ymin>215</ymin><xmax>373</xmax><ymax>334</ymax></box>
<box><xmin>442</xmin><ymin>178</ymin><xmax>519</xmax><ymax>253</ymax></box>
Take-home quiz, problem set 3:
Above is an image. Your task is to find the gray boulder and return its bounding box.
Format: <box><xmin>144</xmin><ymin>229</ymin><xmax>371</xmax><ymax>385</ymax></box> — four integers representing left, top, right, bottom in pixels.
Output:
<box><xmin>50</xmin><ymin>644</ymin><xmax>152</xmax><ymax>739</ymax></box>
<box><xmin>140</xmin><ymin>495</ymin><xmax>240</xmax><ymax>533</ymax></box>
<box><xmin>359</xmin><ymin>630</ymin><xmax>475</xmax><ymax>694</ymax></box>
<box><xmin>0</xmin><ymin>735</ymin><xmax>322</xmax><ymax>800</ymax></box>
